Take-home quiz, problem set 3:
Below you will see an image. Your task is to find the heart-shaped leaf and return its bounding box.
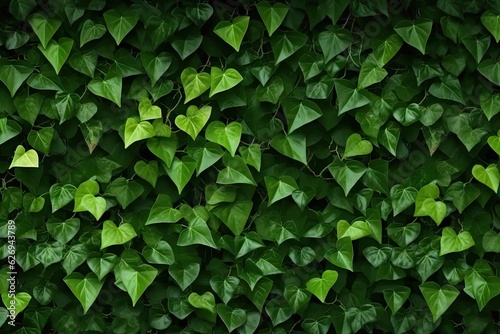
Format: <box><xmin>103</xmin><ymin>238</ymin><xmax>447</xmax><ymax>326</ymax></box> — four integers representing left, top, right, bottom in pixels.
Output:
<box><xmin>80</xmin><ymin>194</ymin><xmax>107</xmax><ymax>221</ymax></box>
<box><xmin>9</xmin><ymin>145</ymin><xmax>39</xmax><ymax>169</ymax></box>
<box><xmin>178</xmin><ymin>216</ymin><xmax>217</xmax><ymax>248</ymax></box>
<box><xmin>487</xmin><ymin>131</ymin><xmax>500</xmax><ymax>156</ymax></box>
<box><xmin>270</xmin><ymin>133</ymin><xmax>308</xmax><ymax>165</ymax></box>
<box><xmin>414</xmin><ymin>183</ymin><xmax>447</xmax><ymax>225</ymax></box>
<box><xmin>164</xmin><ymin>156</ymin><xmax>197</xmax><ymax>194</ymax></box>
<box><xmin>123</xmin><ymin>117</ymin><xmax>155</xmax><ymax>148</ymax></box>
<box><xmin>343</xmin><ymin>133</ymin><xmax>373</xmax><ymax>159</ymax></box>
<box><xmin>134</xmin><ymin>160</ymin><xmax>158</xmax><ymax>187</ymax></box>
<box><xmin>271</xmin><ymin>31</ymin><xmax>308</xmax><ymax>64</ymax></box>
<box><xmin>394</xmin><ymin>19</ymin><xmax>433</xmax><ymax>54</ymax></box>
<box><xmin>325</xmin><ymin>236</ymin><xmax>354</xmax><ymax>271</ymax></box>
<box><xmin>106</xmin><ymin>177</ymin><xmax>144</xmax><ymax>209</ymax></box>
<box><xmin>419</xmin><ymin>282</ymin><xmax>459</xmax><ymax>322</ymax></box>
<box><xmin>38</xmin><ymin>37</ymin><xmax>74</xmax><ymax>74</ymax></box>
<box><xmin>205</xmin><ymin>121</ymin><xmax>242</xmax><ymax>157</ymax></box>
<box><xmin>306</xmin><ymin>270</ymin><xmax>338</xmax><ymax>303</ymax></box>
<box><xmin>217</xmin><ymin>304</ymin><xmax>247</xmax><ymax>332</ymax></box>
<box><xmin>281</xmin><ymin>97</ymin><xmax>323</xmax><ymax>133</ymax></box>
<box><xmin>101</xmin><ymin>220</ymin><xmax>137</xmax><ymax>249</ymax></box>
<box><xmin>481</xmin><ymin>11</ymin><xmax>500</xmax><ymax>42</ymax></box>
<box><xmin>264</xmin><ymin>176</ymin><xmax>298</xmax><ymax>206</ymax></box>
<box><xmin>138</xmin><ymin>98</ymin><xmax>162</xmax><ymax>121</ymax></box>
<box><xmin>63</xmin><ymin>273</ymin><xmax>104</xmax><ymax>314</ymax></box>
<box><xmin>79</xmin><ymin>19</ymin><xmax>106</xmax><ymax>47</ymax></box>
<box><xmin>383</xmin><ymin>286</ymin><xmax>410</xmax><ymax>314</ymax></box>
<box><xmin>188</xmin><ymin>292</ymin><xmax>216</xmax><ymax>313</ymax></box>
<box><xmin>115</xmin><ymin>263</ymin><xmax>157</xmax><ymax>306</ymax></box>
<box><xmin>472</xmin><ymin>164</ymin><xmax>500</xmax><ymax>193</ymax></box>
<box><xmin>0</xmin><ymin>59</ymin><xmax>34</xmax><ymax>96</ymax></box>
<box><xmin>328</xmin><ymin>158</ymin><xmax>367</xmax><ymax>196</ymax></box>
<box><xmin>1</xmin><ymin>292</ymin><xmax>31</xmax><ymax>316</ymax></box>
<box><xmin>103</xmin><ymin>9</ymin><xmax>139</xmax><ymax>45</ymax></box>
<box><xmin>213</xmin><ymin>16</ymin><xmax>249</xmax><ymax>52</ymax></box>
<box><xmin>175</xmin><ymin>105</ymin><xmax>211</xmax><ymax>140</ymax></box>
<box><xmin>87</xmin><ymin>252</ymin><xmax>118</xmax><ymax>281</ymax></box>
<box><xmin>209</xmin><ymin>67</ymin><xmax>243</xmax><ymax>97</ymax></box>
<box><xmin>440</xmin><ymin>227</ymin><xmax>475</xmax><ymax>256</ymax></box>
<box><xmin>140</xmin><ymin>52</ymin><xmax>172</xmax><ymax>86</ymax></box>
<box><xmin>181</xmin><ymin>67</ymin><xmax>211</xmax><ymax>103</ymax></box>
<box><xmin>28</xmin><ymin>13</ymin><xmax>62</xmax><ymax>48</ymax></box>
<box><xmin>256</xmin><ymin>1</ymin><xmax>288</xmax><ymax>36</ymax></box>
<box><xmin>49</xmin><ymin>183</ymin><xmax>77</xmax><ymax>213</ymax></box>
<box><xmin>88</xmin><ymin>72</ymin><xmax>122</xmax><ymax>107</ymax></box>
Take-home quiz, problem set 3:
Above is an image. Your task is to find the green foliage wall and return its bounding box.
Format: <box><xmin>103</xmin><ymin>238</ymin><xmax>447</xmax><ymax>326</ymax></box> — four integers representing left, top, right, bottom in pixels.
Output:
<box><xmin>1</xmin><ymin>0</ymin><xmax>500</xmax><ymax>333</ymax></box>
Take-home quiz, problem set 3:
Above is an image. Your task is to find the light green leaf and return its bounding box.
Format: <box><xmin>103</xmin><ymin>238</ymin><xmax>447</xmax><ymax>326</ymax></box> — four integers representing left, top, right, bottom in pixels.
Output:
<box><xmin>181</xmin><ymin>67</ymin><xmax>211</xmax><ymax>103</ymax></box>
<box><xmin>123</xmin><ymin>117</ymin><xmax>155</xmax><ymax>148</ymax></box>
<box><xmin>138</xmin><ymin>99</ymin><xmax>162</xmax><ymax>121</ymax></box>
<box><xmin>414</xmin><ymin>183</ymin><xmax>447</xmax><ymax>225</ymax></box>
<box><xmin>209</xmin><ymin>67</ymin><xmax>242</xmax><ymax>97</ymax></box>
<box><xmin>306</xmin><ymin>270</ymin><xmax>338</xmax><ymax>303</ymax></box>
<box><xmin>1</xmin><ymin>292</ymin><xmax>31</xmax><ymax>316</ymax></box>
<box><xmin>440</xmin><ymin>227</ymin><xmax>475</xmax><ymax>256</ymax></box>
<box><xmin>325</xmin><ymin>236</ymin><xmax>354</xmax><ymax>271</ymax></box>
<box><xmin>205</xmin><ymin>121</ymin><xmax>242</xmax><ymax>157</ymax></box>
<box><xmin>115</xmin><ymin>263</ymin><xmax>157</xmax><ymax>306</ymax></box>
<box><xmin>88</xmin><ymin>72</ymin><xmax>122</xmax><ymax>107</ymax></box>
<box><xmin>213</xmin><ymin>16</ymin><xmax>249</xmax><ymax>51</ymax></box>
<box><xmin>9</xmin><ymin>145</ymin><xmax>39</xmax><ymax>169</ymax></box>
<box><xmin>358</xmin><ymin>55</ymin><xmax>388</xmax><ymax>89</ymax></box>
<box><xmin>146</xmin><ymin>194</ymin><xmax>182</xmax><ymax>225</ymax></box>
<box><xmin>472</xmin><ymin>164</ymin><xmax>500</xmax><ymax>193</ymax></box>
<box><xmin>343</xmin><ymin>133</ymin><xmax>373</xmax><ymax>159</ymax></box>
<box><xmin>337</xmin><ymin>220</ymin><xmax>372</xmax><ymax>241</ymax></box>
<box><xmin>101</xmin><ymin>220</ymin><xmax>137</xmax><ymax>249</ymax></box>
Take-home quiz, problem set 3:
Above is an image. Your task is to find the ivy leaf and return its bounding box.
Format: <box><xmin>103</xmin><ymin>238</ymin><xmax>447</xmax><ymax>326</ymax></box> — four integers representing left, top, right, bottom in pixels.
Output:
<box><xmin>414</xmin><ymin>183</ymin><xmax>447</xmax><ymax>225</ymax></box>
<box><xmin>146</xmin><ymin>194</ymin><xmax>182</xmax><ymax>225</ymax></box>
<box><xmin>212</xmin><ymin>200</ymin><xmax>252</xmax><ymax>236</ymax></box>
<box><xmin>284</xmin><ymin>285</ymin><xmax>310</xmax><ymax>313</ymax></box>
<box><xmin>488</xmin><ymin>131</ymin><xmax>500</xmax><ymax>156</ymax></box>
<box><xmin>178</xmin><ymin>216</ymin><xmax>217</xmax><ymax>249</ymax></box>
<box><xmin>394</xmin><ymin>19</ymin><xmax>433</xmax><ymax>54</ymax></box>
<box><xmin>106</xmin><ymin>177</ymin><xmax>144</xmax><ymax>209</ymax></box>
<box><xmin>0</xmin><ymin>59</ymin><xmax>34</xmax><ymax>96</ymax></box>
<box><xmin>103</xmin><ymin>9</ymin><xmax>139</xmax><ymax>45</ymax></box>
<box><xmin>372</xmin><ymin>34</ymin><xmax>403</xmax><ymax>66</ymax></box>
<box><xmin>306</xmin><ymin>270</ymin><xmax>338</xmax><ymax>303</ymax></box>
<box><xmin>171</xmin><ymin>32</ymin><xmax>203</xmax><ymax>60</ymax></box>
<box><xmin>205</xmin><ymin>121</ymin><xmax>242</xmax><ymax>157</ymax></box>
<box><xmin>186</xmin><ymin>3</ymin><xmax>213</xmax><ymax>27</ymax></box>
<box><xmin>265</xmin><ymin>299</ymin><xmax>293</xmax><ymax>326</ymax></box>
<box><xmin>138</xmin><ymin>98</ymin><xmax>162</xmax><ymax>121</ymax></box>
<box><xmin>328</xmin><ymin>158</ymin><xmax>366</xmax><ymax>196</ymax></box>
<box><xmin>49</xmin><ymin>183</ymin><xmax>77</xmax><ymax>213</ymax></box>
<box><xmin>334</xmin><ymin>79</ymin><xmax>371</xmax><ymax>115</ymax></box>
<box><xmin>270</xmin><ymin>133</ymin><xmax>308</xmax><ymax>165</ymax></box>
<box><xmin>464</xmin><ymin>260</ymin><xmax>500</xmax><ymax>311</ymax></box>
<box><xmin>123</xmin><ymin>118</ymin><xmax>155</xmax><ymax>148</ymax></box>
<box><xmin>477</xmin><ymin>59</ymin><xmax>500</xmax><ymax>86</ymax></box>
<box><xmin>188</xmin><ymin>291</ymin><xmax>215</xmax><ymax>313</ymax></box>
<box><xmin>387</xmin><ymin>222</ymin><xmax>421</xmax><ymax>247</ymax></box>
<box><xmin>87</xmin><ymin>252</ymin><xmax>118</xmax><ymax>281</ymax></box>
<box><xmin>164</xmin><ymin>156</ymin><xmax>197</xmax><ymax>194</ymax></box>
<box><xmin>115</xmin><ymin>263</ymin><xmax>157</xmax><ymax>306</ymax></box>
<box><xmin>439</xmin><ymin>227</ymin><xmax>475</xmax><ymax>256</ymax></box>
<box><xmin>281</xmin><ymin>97</ymin><xmax>323</xmax><ymax>133</ymax></box>
<box><xmin>383</xmin><ymin>287</ymin><xmax>410</xmax><ymax>314</ymax></box>
<box><xmin>134</xmin><ymin>160</ymin><xmax>158</xmax><ymax>187</ymax></box>
<box><xmin>343</xmin><ymin>133</ymin><xmax>373</xmax><ymax>159</ymax></box>
<box><xmin>9</xmin><ymin>0</ymin><xmax>36</xmax><ymax>20</ymax></box>
<box><xmin>239</xmin><ymin>144</ymin><xmax>261</xmax><ymax>171</ymax></box>
<box><xmin>325</xmin><ymin>236</ymin><xmax>354</xmax><ymax>271</ymax></box>
<box><xmin>209</xmin><ymin>67</ymin><xmax>243</xmax><ymax>97</ymax></box>
<box><xmin>429</xmin><ymin>74</ymin><xmax>464</xmax><ymax>104</ymax></box>
<box><xmin>140</xmin><ymin>52</ymin><xmax>172</xmax><ymax>87</ymax></box>
<box><xmin>88</xmin><ymin>72</ymin><xmax>122</xmax><ymax>107</ymax></box>
<box><xmin>63</xmin><ymin>272</ymin><xmax>104</xmax><ymax>313</ymax></box>
<box><xmin>443</xmin><ymin>182</ymin><xmax>480</xmax><ymax>213</ymax></box>
<box><xmin>318</xmin><ymin>0</ymin><xmax>350</xmax><ymax>25</ymax></box>
<box><xmin>419</xmin><ymin>282</ymin><xmax>459</xmax><ymax>322</ymax></box>
<box><xmin>358</xmin><ymin>55</ymin><xmax>388</xmax><ymax>89</ymax></box>
<box><xmin>481</xmin><ymin>11</ymin><xmax>500</xmax><ymax>42</ymax></box>
<box><xmin>264</xmin><ymin>176</ymin><xmax>298</xmax><ymax>206</ymax></box>
<box><xmin>210</xmin><ymin>276</ymin><xmax>240</xmax><ymax>304</ymax></box>
<box><xmin>213</xmin><ymin>16</ymin><xmax>249</xmax><ymax>52</ymax></box>
<box><xmin>271</xmin><ymin>31</ymin><xmax>308</xmax><ymax>64</ymax></box>
<box><xmin>79</xmin><ymin>19</ymin><xmax>106</xmax><ymax>47</ymax></box>
<box><xmin>256</xmin><ymin>1</ymin><xmax>288</xmax><ymax>36</ymax></box>
<box><xmin>46</xmin><ymin>218</ymin><xmax>80</xmax><ymax>244</ymax></box>
<box><xmin>28</xmin><ymin>13</ymin><xmax>62</xmax><ymax>48</ymax></box>
<box><xmin>37</xmin><ymin>37</ymin><xmax>73</xmax><ymax>75</ymax></box>
<box><xmin>318</xmin><ymin>26</ymin><xmax>353</xmax><ymax>62</ymax></box>
<box><xmin>0</xmin><ymin>292</ymin><xmax>31</xmax><ymax>316</ymax></box>
<box><xmin>100</xmin><ymin>220</ymin><xmax>137</xmax><ymax>249</ymax></box>
<box><xmin>181</xmin><ymin>67</ymin><xmax>211</xmax><ymax>103</ymax></box>
<box><xmin>169</xmin><ymin>263</ymin><xmax>200</xmax><ymax>291</ymax></box>
<box><xmin>462</xmin><ymin>35</ymin><xmax>490</xmax><ymax>63</ymax></box>
<box><xmin>472</xmin><ymin>164</ymin><xmax>500</xmax><ymax>193</ymax></box>
<box><xmin>217</xmin><ymin>304</ymin><xmax>247</xmax><ymax>332</ymax></box>
<box><xmin>337</xmin><ymin>220</ymin><xmax>372</xmax><ymax>241</ymax></box>
<box><xmin>9</xmin><ymin>145</ymin><xmax>39</xmax><ymax>169</ymax></box>
<box><xmin>147</xmin><ymin>137</ymin><xmax>177</xmax><ymax>168</ymax></box>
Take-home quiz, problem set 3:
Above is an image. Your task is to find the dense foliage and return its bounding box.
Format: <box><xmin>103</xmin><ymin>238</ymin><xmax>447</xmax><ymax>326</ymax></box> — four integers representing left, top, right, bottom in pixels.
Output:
<box><xmin>1</xmin><ymin>0</ymin><xmax>500</xmax><ymax>332</ymax></box>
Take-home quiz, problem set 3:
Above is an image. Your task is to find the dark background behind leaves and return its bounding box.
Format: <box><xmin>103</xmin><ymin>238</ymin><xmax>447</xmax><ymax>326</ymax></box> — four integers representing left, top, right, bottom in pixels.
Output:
<box><xmin>0</xmin><ymin>0</ymin><xmax>500</xmax><ymax>333</ymax></box>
